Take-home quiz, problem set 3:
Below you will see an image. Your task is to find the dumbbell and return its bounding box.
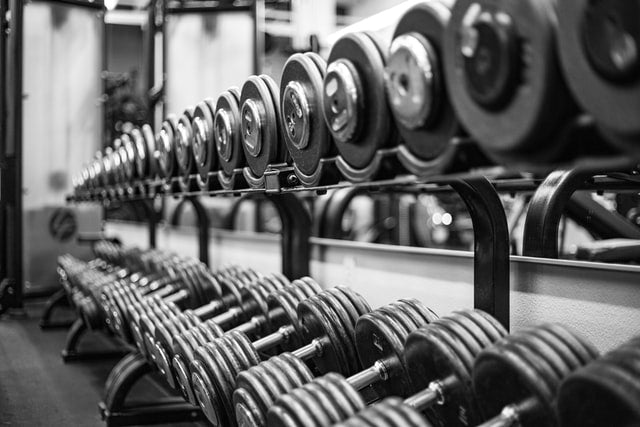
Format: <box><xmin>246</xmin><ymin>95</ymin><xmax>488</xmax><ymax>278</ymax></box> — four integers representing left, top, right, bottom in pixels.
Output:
<box><xmin>443</xmin><ymin>0</ymin><xmax>578</xmax><ymax>164</ymax></box>
<box><xmin>323</xmin><ymin>31</ymin><xmax>400</xmax><ymax>182</ymax></box>
<box><xmin>130</xmin><ymin>124</ymin><xmax>159</xmax><ymax>180</ymax></box>
<box><xmin>557</xmin><ymin>335</ymin><xmax>640</xmax><ymax>427</ymax></box>
<box><xmin>258</xmin><ymin>299</ymin><xmax>436</xmax><ymax>427</ymax></box>
<box><xmin>472</xmin><ymin>323</ymin><xmax>599</xmax><ymax>427</ymax></box>
<box><xmin>214</xmin><ymin>88</ymin><xmax>247</xmax><ymax>190</ymax></box>
<box><xmin>191</xmin><ymin>98</ymin><xmax>217</xmax><ymax>189</ymax></box>
<box><xmin>234</xmin><ymin>299</ymin><xmax>437</xmax><ymax>427</ymax></box>
<box><xmin>170</xmin><ymin>277</ymin><xmax>322</xmax><ymax>401</ymax></box>
<box><xmin>280</xmin><ymin>52</ymin><xmax>336</xmax><ymax>187</ymax></box>
<box><xmin>333</xmin><ymin>309</ymin><xmax>508</xmax><ymax>427</ymax></box>
<box><xmin>151</xmin><ymin>273</ymin><xmax>305</xmax><ymax>386</ymax></box>
<box><xmin>123</xmin><ymin>266</ymin><xmax>268</xmax><ymax>354</ymax></box>
<box><xmin>173</xmin><ymin>107</ymin><xmax>198</xmax><ymax>190</ymax></box>
<box><xmin>239</xmin><ymin>75</ymin><xmax>287</xmax><ymax>187</ymax></box>
<box><xmin>101</xmin><ymin>147</ymin><xmax>116</xmax><ymax>187</ymax></box>
<box><xmin>384</xmin><ymin>0</ymin><xmax>469</xmax><ymax>176</ymax></box>
<box><xmin>156</xmin><ymin>115</ymin><xmax>179</xmax><ymax>183</ymax></box>
<box><xmin>557</xmin><ymin>0</ymin><xmax>640</xmax><ymax>156</ymax></box>
<box><xmin>189</xmin><ymin>286</ymin><xmax>371</xmax><ymax>426</ymax></box>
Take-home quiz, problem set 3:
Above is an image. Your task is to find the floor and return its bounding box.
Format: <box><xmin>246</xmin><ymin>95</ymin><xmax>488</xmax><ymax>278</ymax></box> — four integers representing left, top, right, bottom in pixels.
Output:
<box><xmin>0</xmin><ymin>300</ymin><xmax>205</xmax><ymax>426</ymax></box>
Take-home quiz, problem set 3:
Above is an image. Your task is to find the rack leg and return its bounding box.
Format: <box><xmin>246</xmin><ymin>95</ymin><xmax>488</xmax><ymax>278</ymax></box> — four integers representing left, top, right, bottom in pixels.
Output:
<box><xmin>99</xmin><ymin>353</ymin><xmax>203</xmax><ymax>426</ymax></box>
<box><xmin>61</xmin><ymin>318</ymin><xmax>128</xmax><ymax>362</ymax></box>
<box><xmin>39</xmin><ymin>288</ymin><xmax>74</xmax><ymax>330</ymax></box>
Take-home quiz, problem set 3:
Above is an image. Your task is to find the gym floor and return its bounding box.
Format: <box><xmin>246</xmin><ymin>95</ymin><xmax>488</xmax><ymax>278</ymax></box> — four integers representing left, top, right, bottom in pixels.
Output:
<box><xmin>0</xmin><ymin>301</ymin><xmax>205</xmax><ymax>426</ymax></box>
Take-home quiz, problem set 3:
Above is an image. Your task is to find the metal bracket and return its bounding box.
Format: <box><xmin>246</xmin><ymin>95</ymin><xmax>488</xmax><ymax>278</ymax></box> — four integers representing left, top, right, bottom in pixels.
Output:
<box><xmin>449</xmin><ymin>177</ymin><xmax>511</xmax><ymax>330</ymax></box>
<box><xmin>170</xmin><ymin>196</ymin><xmax>210</xmax><ymax>265</ymax></box>
<box><xmin>269</xmin><ymin>193</ymin><xmax>311</xmax><ymax>279</ymax></box>
<box><xmin>523</xmin><ymin>158</ymin><xmax>638</xmax><ymax>258</ymax></box>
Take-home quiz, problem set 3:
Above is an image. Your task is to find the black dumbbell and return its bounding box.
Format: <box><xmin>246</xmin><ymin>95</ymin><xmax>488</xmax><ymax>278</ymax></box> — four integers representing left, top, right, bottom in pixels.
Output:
<box><xmin>239</xmin><ymin>75</ymin><xmax>287</xmax><ymax>187</ymax></box>
<box><xmin>261</xmin><ymin>299</ymin><xmax>437</xmax><ymax>427</ymax></box>
<box><xmin>214</xmin><ymin>88</ymin><xmax>247</xmax><ymax>190</ymax></box>
<box><xmin>385</xmin><ymin>1</ymin><xmax>468</xmax><ymax>176</ymax></box>
<box><xmin>119</xmin><ymin>133</ymin><xmax>138</xmax><ymax>184</ymax></box>
<box><xmin>443</xmin><ymin>0</ymin><xmax>577</xmax><ymax>164</ymax></box>
<box><xmin>280</xmin><ymin>52</ymin><xmax>336</xmax><ymax>187</ymax></box>
<box><xmin>156</xmin><ymin>115</ymin><xmax>179</xmax><ymax>182</ymax></box>
<box><xmin>323</xmin><ymin>32</ymin><xmax>399</xmax><ymax>182</ymax></box>
<box><xmin>172</xmin><ymin>277</ymin><xmax>322</xmax><ymax>403</ymax></box>
<box><xmin>234</xmin><ymin>299</ymin><xmax>437</xmax><ymax>427</ymax></box>
<box><xmin>557</xmin><ymin>0</ymin><xmax>640</xmax><ymax>156</ymax></box>
<box><xmin>557</xmin><ymin>335</ymin><xmax>640</xmax><ymax>427</ymax></box>
<box><xmin>191</xmin><ymin>98</ymin><xmax>217</xmax><ymax>189</ymax></box>
<box><xmin>130</xmin><ymin>267</ymin><xmax>275</xmax><ymax>359</ymax></box>
<box><xmin>190</xmin><ymin>286</ymin><xmax>371</xmax><ymax>426</ymax></box>
<box><xmin>472</xmin><ymin>323</ymin><xmax>599</xmax><ymax>427</ymax></box>
<box><xmin>173</xmin><ymin>107</ymin><xmax>197</xmax><ymax>190</ymax></box>
<box><xmin>131</xmin><ymin>124</ymin><xmax>159</xmax><ymax>180</ymax></box>
<box><xmin>152</xmin><ymin>274</ymin><xmax>305</xmax><ymax>387</ymax></box>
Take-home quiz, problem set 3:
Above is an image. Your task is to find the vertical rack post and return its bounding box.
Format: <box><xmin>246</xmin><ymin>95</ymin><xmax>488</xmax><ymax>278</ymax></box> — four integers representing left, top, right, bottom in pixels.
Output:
<box><xmin>141</xmin><ymin>200</ymin><xmax>157</xmax><ymax>249</ymax></box>
<box><xmin>170</xmin><ymin>196</ymin><xmax>210</xmax><ymax>265</ymax></box>
<box><xmin>449</xmin><ymin>177</ymin><xmax>510</xmax><ymax>330</ymax></box>
<box><xmin>269</xmin><ymin>194</ymin><xmax>311</xmax><ymax>279</ymax></box>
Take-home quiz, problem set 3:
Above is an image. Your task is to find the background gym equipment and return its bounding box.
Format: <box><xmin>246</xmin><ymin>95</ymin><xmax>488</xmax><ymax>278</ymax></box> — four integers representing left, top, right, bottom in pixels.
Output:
<box><xmin>556</xmin><ymin>0</ymin><xmax>640</xmax><ymax>156</ymax></box>
<box><xmin>443</xmin><ymin>0</ymin><xmax>580</xmax><ymax>164</ymax></box>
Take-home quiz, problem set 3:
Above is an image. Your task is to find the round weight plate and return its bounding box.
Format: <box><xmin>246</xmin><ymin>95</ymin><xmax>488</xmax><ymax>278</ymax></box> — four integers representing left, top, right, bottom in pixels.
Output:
<box><xmin>405</xmin><ymin>319</ymin><xmax>481</xmax><ymax>427</ymax></box>
<box><xmin>131</xmin><ymin>128</ymin><xmax>148</xmax><ymax>179</ymax></box>
<box><xmin>120</xmin><ymin>134</ymin><xmax>137</xmax><ymax>182</ymax></box>
<box><xmin>388</xmin><ymin>1</ymin><xmax>462</xmax><ymax>161</ymax></box>
<box><xmin>240</xmin><ymin>75</ymin><xmax>281</xmax><ymax>177</ymax></box>
<box><xmin>156</xmin><ymin>116</ymin><xmax>178</xmax><ymax>179</ymax></box>
<box><xmin>174</xmin><ymin>107</ymin><xmax>196</xmax><ymax>178</ymax></box>
<box><xmin>193</xmin><ymin>99</ymin><xmax>217</xmax><ymax>181</ymax></box>
<box><xmin>215</xmin><ymin>88</ymin><xmax>245</xmax><ymax>175</ymax></box>
<box><xmin>280</xmin><ymin>53</ymin><xmax>331</xmax><ymax>177</ymax></box>
<box><xmin>557</xmin><ymin>0</ymin><xmax>640</xmax><ymax>147</ymax></box>
<box><xmin>444</xmin><ymin>0</ymin><xmax>577</xmax><ymax>162</ymax></box>
<box><xmin>557</xmin><ymin>358</ymin><xmax>640</xmax><ymax>427</ymax></box>
<box><xmin>141</xmin><ymin>124</ymin><xmax>159</xmax><ymax>179</ymax></box>
<box><xmin>325</xmin><ymin>32</ymin><xmax>394</xmax><ymax>170</ymax></box>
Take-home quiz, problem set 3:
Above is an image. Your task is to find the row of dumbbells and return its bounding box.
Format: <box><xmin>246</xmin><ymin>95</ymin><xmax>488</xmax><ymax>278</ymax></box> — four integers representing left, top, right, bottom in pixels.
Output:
<box><xmin>72</xmin><ymin>0</ymin><xmax>639</xmax><ymax>194</ymax></box>
<box><xmin>60</xmin><ymin>243</ymin><xmax>640</xmax><ymax>427</ymax></box>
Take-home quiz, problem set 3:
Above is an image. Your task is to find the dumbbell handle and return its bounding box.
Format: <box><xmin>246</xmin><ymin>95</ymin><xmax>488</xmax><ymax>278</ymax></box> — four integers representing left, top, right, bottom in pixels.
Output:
<box><xmin>402</xmin><ymin>375</ymin><xmax>458</xmax><ymax>411</ymax></box>
<box><xmin>192</xmin><ymin>292</ymin><xmax>239</xmax><ymax>318</ymax></box>
<box><xmin>252</xmin><ymin>324</ymin><xmax>328</xmax><ymax>361</ymax></box>
<box><xmin>476</xmin><ymin>397</ymin><xmax>539</xmax><ymax>427</ymax></box>
<box><xmin>230</xmin><ymin>306</ymin><xmax>286</xmax><ymax>335</ymax></box>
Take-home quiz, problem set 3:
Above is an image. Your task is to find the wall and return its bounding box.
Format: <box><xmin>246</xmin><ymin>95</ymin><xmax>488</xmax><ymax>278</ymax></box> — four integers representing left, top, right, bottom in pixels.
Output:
<box><xmin>105</xmin><ymin>221</ymin><xmax>640</xmax><ymax>353</ymax></box>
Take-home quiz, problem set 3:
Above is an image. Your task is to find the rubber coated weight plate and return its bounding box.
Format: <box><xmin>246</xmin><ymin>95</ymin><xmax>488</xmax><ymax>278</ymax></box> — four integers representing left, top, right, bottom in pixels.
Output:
<box><xmin>174</xmin><ymin>107</ymin><xmax>195</xmax><ymax>178</ymax></box>
<box><xmin>443</xmin><ymin>0</ymin><xmax>577</xmax><ymax>162</ymax></box>
<box><xmin>120</xmin><ymin>134</ymin><xmax>137</xmax><ymax>182</ymax></box>
<box><xmin>156</xmin><ymin>116</ymin><xmax>178</xmax><ymax>178</ymax></box>
<box><xmin>336</xmin><ymin>397</ymin><xmax>433</xmax><ymax>427</ymax></box>
<box><xmin>325</xmin><ymin>32</ymin><xmax>394</xmax><ymax>171</ymax></box>
<box><xmin>404</xmin><ymin>320</ymin><xmax>480</xmax><ymax>427</ymax></box>
<box><xmin>240</xmin><ymin>75</ymin><xmax>282</xmax><ymax>177</ymax></box>
<box><xmin>280</xmin><ymin>53</ymin><xmax>331</xmax><ymax>177</ymax></box>
<box><xmin>192</xmin><ymin>99</ymin><xmax>217</xmax><ymax>180</ymax></box>
<box><xmin>387</xmin><ymin>1</ymin><xmax>462</xmax><ymax>161</ymax></box>
<box><xmin>557</xmin><ymin>0</ymin><xmax>640</xmax><ymax>153</ymax></box>
<box><xmin>215</xmin><ymin>88</ymin><xmax>245</xmax><ymax>175</ymax></box>
<box><xmin>558</xmin><ymin>357</ymin><xmax>640</xmax><ymax>427</ymax></box>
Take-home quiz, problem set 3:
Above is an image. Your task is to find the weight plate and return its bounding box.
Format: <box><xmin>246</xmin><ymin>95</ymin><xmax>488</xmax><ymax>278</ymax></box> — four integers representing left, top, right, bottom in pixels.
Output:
<box><xmin>192</xmin><ymin>99</ymin><xmax>217</xmax><ymax>180</ymax></box>
<box><xmin>240</xmin><ymin>75</ymin><xmax>282</xmax><ymax>177</ymax></box>
<box><xmin>120</xmin><ymin>134</ymin><xmax>137</xmax><ymax>182</ymax></box>
<box><xmin>336</xmin><ymin>397</ymin><xmax>433</xmax><ymax>427</ymax></box>
<box><xmin>156</xmin><ymin>116</ymin><xmax>179</xmax><ymax>179</ymax></box>
<box><xmin>557</xmin><ymin>0</ymin><xmax>640</xmax><ymax>149</ymax></box>
<box><xmin>325</xmin><ymin>32</ymin><xmax>394</xmax><ymax>171</ymax></box>
<box><xmin>280</xmin><ymin>53</ymin><xmax>331</xmax><ymax>177</ymax></box>
<box><xmin>215</xmin><ymin>88</ymin><xmax>245</xmax><ymax>175</ymax></box>
<box><xmin>174</xmin><ymin>107</ymin><xmax>195</xmax><ymax>178</ymax></box>
<box><xmin>443</xmin><ymin>0</ymin><xmax>578</xmax><ymax>162</ymax></box>
<box><xmin>388</xmin><ymin>1</ymin><xmax>462</xmax><ymax>162</ymax></box>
